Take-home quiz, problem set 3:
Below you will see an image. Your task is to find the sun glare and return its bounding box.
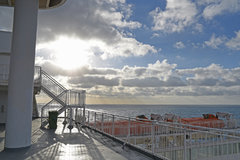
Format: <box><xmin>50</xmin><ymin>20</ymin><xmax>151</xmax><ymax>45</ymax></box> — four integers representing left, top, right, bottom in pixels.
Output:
<box><xmin>53</xmin><ymin>37</ymin><xmax>93</xmax><ymax>70</ymax></box>
<box><xmin>37</xmin><ymin>36</ymin><xmax>107</xmax><ymax>70</ymax></box>
<box><xmin>36</xmin><ymin>36</ymin><xmax>101</xmax><ymax>70</ymax></box>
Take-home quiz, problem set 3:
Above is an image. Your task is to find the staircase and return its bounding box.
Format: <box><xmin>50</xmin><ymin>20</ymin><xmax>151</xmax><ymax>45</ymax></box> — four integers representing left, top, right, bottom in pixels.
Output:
<box><xmin>39</xmin><ymin>68</ymin><xmax>86</xmax><ymax>128</ymax></box>
<box><xmin>0</xmin><ymin>65</ymin><xmax>85</xmax><ymax>126</ymax></box>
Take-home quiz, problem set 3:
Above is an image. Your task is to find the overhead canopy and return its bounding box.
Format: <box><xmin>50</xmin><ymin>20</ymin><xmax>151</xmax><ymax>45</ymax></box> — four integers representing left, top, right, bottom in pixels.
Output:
<box><xmin>0</xmin><ymin>0</ymin><xmax>66</xmax><ymax>9</ymax></box>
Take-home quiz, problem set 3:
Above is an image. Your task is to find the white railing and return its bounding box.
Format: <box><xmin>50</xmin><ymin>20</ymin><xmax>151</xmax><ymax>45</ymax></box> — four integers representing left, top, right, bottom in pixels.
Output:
<box><xmin>40</xmin><ymin>90</ymin><xmax>86</xmax><ymax>117</ymax></box>
<box><xmin>67</xmin><ymin>90</ymin><xmax>86</xmax><ymax>107</ymax></box>
<box><xmin>34</xmin><ymin>66</ymin><xmax>41</xmax><ymax>86</ymax></box>
<box><xmin>0</xmin><ymin>64</ymin><xmax>42</xmax><ymax>86</ymax></box>
<box><xmin>0</xmin><ymin>64</ymin><xmax>86</xmax><ymax>127</ymax></box>
<box><xmin>0</xmin><ymin>64</ymin><xmax>9</xmax><ymax>85</ymax></box>
<box><xmin>40</xmin><ymin>69</ymin><xmax>86</xmax><ymax>128</ymax></box>
<box><xmin>74</xmin><ymin>109</ymin><xmax>240</xmax><ymax>160</ymax></box>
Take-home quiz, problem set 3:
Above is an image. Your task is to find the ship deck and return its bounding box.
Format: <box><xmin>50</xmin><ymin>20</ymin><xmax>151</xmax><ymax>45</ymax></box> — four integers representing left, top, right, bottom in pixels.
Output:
<box><xmin>0</xmin><ymin>118</ymin><xmax>153</xmax><ymax>160</ymax></box>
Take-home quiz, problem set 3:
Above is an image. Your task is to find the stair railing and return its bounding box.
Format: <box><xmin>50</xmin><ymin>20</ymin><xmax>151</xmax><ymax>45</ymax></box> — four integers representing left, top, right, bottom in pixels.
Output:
<box><xmin>40</xmin><ymin>68</ymin><xmax>86</xmax><ymax>129</ymax></box>
<box><xmin>40</xmin><ymin>89</ymin><xmax>68</xmax><ymax>125</ymax></box>
<box><xmin>41</xmin><ymin>70</ymin><xmax>66</xmax><ymax>97</ymax></box>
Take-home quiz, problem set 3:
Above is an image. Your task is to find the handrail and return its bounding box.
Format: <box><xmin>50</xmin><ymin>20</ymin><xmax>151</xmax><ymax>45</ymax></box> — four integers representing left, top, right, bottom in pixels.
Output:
<box><xmin>0</xmin><ymin>64</ymin><xmax>86</xmax><ymax>126</ymax></box>
<box><xmin>0</xmin><ymin>64</ymin><xmax>86</xmax><ymax>127</ymax></box>
<box><xmin>84</xmin><ymin>109</ymin><xmax>240</xmax><ymax>136</ymax></box>
<box><xmin>0</xmin><ymin>65</ymin><xmax>42</xmax><ymax>86</ymax></box>
<box><xmin>75</xmin><ymin>109</ymin><xmax>240</xmax><ymax>160</ymax></box>
<box><xmin>41</xmin><ymin>70</ymin><xmax>66</xmax><ymax>91</ymax></box>
<box><xmin>41</xmin><ymin>90</ymin><xmax>67</xmax><ymax>112</ymax></box>
<box><xmin>41</xmin><ymin>86</ymin><xmax>66</xmax><ymax>106</ymax></box>
<box><xmin>0</xmin><ymin>64</ymin><xmax>9</xmax><ymax>84</ymax></box>
<box><xmin>39</xmin><ymin>66</ymin><xmax>86</xmax><ymax>129</ymax></box>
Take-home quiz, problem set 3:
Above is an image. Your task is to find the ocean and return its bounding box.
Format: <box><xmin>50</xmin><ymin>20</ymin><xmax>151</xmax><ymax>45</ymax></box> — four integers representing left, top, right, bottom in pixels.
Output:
<box><xmin>85</xmin><ymin>104</ymin><xmax>240</xmax><ymax>119</ymax></box>
<box><xmin>38</xmin><ymin>104</ymin><xmax>240</xmax><ymax>119</ymax></box>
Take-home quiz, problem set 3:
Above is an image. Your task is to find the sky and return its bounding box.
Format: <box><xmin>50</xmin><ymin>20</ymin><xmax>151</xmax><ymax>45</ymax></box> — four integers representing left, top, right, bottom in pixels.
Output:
<box><xmin>0</xmin><ymin>0</ymin><xmax>240</xmax><ymax>105</ymax></box>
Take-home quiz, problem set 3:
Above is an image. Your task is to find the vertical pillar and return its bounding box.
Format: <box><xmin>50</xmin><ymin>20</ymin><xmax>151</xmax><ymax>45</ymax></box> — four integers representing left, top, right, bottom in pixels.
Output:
<box><xmin>5</xmin><ymin>0</ymin><xmax>39</xmax><ymax>148</ymax></box>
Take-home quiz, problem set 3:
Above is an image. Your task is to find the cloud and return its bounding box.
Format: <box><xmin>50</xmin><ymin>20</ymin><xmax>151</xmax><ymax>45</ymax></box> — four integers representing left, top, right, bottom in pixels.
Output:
<box><xmin>99</xmin><ymin>36</ymin><xmax>157</xmax><ymax>59</ymax></box>
<box><xmin>151</xmin><ymin>33</ymin><xmax>160</xmax><ymax>38</ymax></box>
<box><xmin>198</xmin><ymin>0</ymin><xmax>240</xmax><ymax>20</ymax></box>
<box><xmin>174</xmin><ymin>41</ymin><xmax>185</xmax><ymax>49</ymax></box>
<box><xmin>204</xmin><ymin>34</ymin><xmax>227</xmax><ymax>49</ymax></box>
<box><xmin>150</xmin><ymin>0</ymin><xmax>198</xmax><ymax>33</ymax></box>
<box><xmin>38</xmin><ymin>0</ymin><xmax>137</xmax><ymax>42</ymax></box>
<box><xmin>35</xmin><ymin>59</ymin><xmax>118</xmax><ymax>77</ymax></box>
<box><xmin>36</xmin><ymin>0</ymin><xmax>156</xmax><ymax>59</ymax></box>
<box><xmin>0</xmin><ymin>1</ymin><xmax>155</xmax><ymax>60</ymax></box>
<box><xmin>194</xmin><ymin>23</ymin><xmax>203</xmax><ymax>33</ymax></box>
<box><xmin>68</xmin><ymin>76</ymin><xmax>120</xmax><ymax>88</ymax></box>
<box><xmin>149</xmin><ymin>0</ymin><xmax>239</xmax><ymax>34</ymax></box>
<box><xmin>226</xmin><ymin>30</ymin><xmax>240</xmax><ymax>50</ymax></box>
<box><xmin>122</xmin><ymin>76</ymin><xmax>186</xmax><ymax>87</ymax></box>
<box><xmin>121</xmin><ymin>59</ymin><xmax>177</xmax><ymax>81</ymax></box>
<box><xmin>203</xmin><ymin>31</ymin><xmax>240</xmax><ymax>50</ymax></box>
<box><xmin>96</xmin><ymin>9</ymin><xmax>142</xmax><ymax>29</ymax></box>
<box><xmin>178</xmin><ymin>64</ymin><xmax>240</xmax><ymax>87</ymax></box>
<box><xmin>37</xmin><ymin>58</ymin><xmax>240</xmax><ymax>99</ymax></box>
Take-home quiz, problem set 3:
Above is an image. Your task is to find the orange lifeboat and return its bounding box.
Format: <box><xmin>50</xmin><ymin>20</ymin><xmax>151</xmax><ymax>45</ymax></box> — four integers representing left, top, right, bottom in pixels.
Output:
<box><xmin>180</xmin><ymin>114</ymin><xmax>225</xmax><ymax>128</ymax></box>
<box><xmin>90</xmin><ymin>115</ymin><xmax>153</xmax><ymax>136</ymax></box>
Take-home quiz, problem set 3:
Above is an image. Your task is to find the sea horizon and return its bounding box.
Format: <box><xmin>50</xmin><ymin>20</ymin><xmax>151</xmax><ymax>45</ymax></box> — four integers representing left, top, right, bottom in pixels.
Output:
<box><xmin>37</xmin><ymin>103</ymin><xmax>240</xmax><ymax>119</ymax></box>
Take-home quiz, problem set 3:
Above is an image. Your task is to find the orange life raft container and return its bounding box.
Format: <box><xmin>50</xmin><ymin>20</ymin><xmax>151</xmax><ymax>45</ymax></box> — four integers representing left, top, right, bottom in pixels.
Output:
<box><xmin>180</xmin><ymin>114</ymin><xmax>224</xmax><ymax>128</ymax></box>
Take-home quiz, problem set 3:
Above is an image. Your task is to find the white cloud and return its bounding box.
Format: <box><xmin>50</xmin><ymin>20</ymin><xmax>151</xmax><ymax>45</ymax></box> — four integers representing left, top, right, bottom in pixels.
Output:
<box><xmin>36</xmin><ymin>59</ymin><xmax>240</xmax><ymax>99</ymax></box>
<box><xmin>150</xmin><ymin>0</ymin><xmax>198</xmax><ymax>33</ymax></box>
<box><xmin>151</xmin><ymin>33</ymin><xmax>160</xmax><ymax>38</ymax></box>
<box><xmin>35</xmin><ymin>0</ymin><xmax>156</xmax><ymax>60</ymax></box>
<box><xmin>204</xmin><ymin>31</ymin><xmax>240</xmax><ymax>50</ymax></box>
<box><xmin>198</xmin><ymin>0</ymin><xmax>240</xmax><ymax>20</ymax></box>
<box><xmin>226</xmin><ymin>30</ymin><xmax>240</xmax><ymax>50</ymax></box>
<box><xmin>95</xmin><ymin>8</ymin><xmax>141</xmax><ymax>29</ymax></box>
<box><xmin>194</xmin><ymin>23</ymin><xmax>203</xmax><ymax>33</ymax></box>
<box><xmin>69</xmin><ymin>76</ymin><xmax>120</xmax><ymax>88</ymax></box>
<box><xmin>37</xmin><ymin>0</ymin><xmax>140</xmax><ymax>43</ymax></box>
<box><xmin>174</xmin><ymin>41</ymin><xmax>185</xmax><ymax>49</ymax></box>
<box><xmin>178</xmin><ymin>64</ymin><xmax>240</xmax><ymax>87</ymax></box>
<box><xmin>204</xmin><ymin>34</ymin><xmax>227</xmax><ymax>49</ymax></box>
<box><xmin>99</xmin><ymin>36</ymin><xmax>157</xmax><ymax>59</ymax></box>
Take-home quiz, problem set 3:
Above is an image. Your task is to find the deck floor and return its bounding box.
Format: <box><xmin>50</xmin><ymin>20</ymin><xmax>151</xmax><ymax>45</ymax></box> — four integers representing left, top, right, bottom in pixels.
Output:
<box><xmin>0</xmin><ymin>119</ymin><xmax>152</xmax><ymax>160</ymax></box>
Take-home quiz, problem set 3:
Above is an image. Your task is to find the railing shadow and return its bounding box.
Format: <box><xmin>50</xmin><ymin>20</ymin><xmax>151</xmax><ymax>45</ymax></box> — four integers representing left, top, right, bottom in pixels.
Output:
<box><xmin>0</xmin><ymin>121</ymin><xmax>107</xmax><ymax>160</ymax></box>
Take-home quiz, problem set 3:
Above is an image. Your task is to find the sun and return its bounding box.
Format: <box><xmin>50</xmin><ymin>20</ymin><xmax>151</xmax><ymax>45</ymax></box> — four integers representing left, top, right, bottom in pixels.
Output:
<box><xmin>36</xmin><ymin>36</ymin><xmax>106</xmax><ymax>70</ymax></box>
<box><xmin>51</xmin><ymin>37</ymin><xmax>93</xmax><ymax>70</ymax></box>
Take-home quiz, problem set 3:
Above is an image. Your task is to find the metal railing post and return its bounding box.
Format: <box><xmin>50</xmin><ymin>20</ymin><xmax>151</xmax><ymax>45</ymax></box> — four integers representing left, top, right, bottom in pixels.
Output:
<box><xmin>78</xmin><ymin>92</ymin><xmax>80</xmax><ymax>106</ymax></box>
<box><xmin>63</xmin><ymin>109</ymin><xmax>67</xmax><ymax>124</ymax></box>
<box><xmin>83</xmin><ymin>106</ymin><xmax>86</xmax><ymax>125</ymax></box>
<box><xmin>87</xmin><ymin>110</ymin><xmax>90</xmax><ymax>126</ymax></box>
<box><xmin>127</xmin><ymin>117</ymin><xmax>130</xmax><ymax>143</ymax></box>
<box><xmin>68</xmin><ymin>106</ymin><xmax>73</xmax><ymax>131</ymax></box>
<box><xmin>94</xmin><ymin>112</ymin><xmax>97</xmax><ymax>129</ymax></box>
<box><xmin>75</xmin><ymin>108</ymin><xmax>77</xmax><ymax>122</ymax></box>
<box><xmin>70</xmin><ymin>107</ymin><xmax>73</xmax><ymax>124</ymax></box>
<box><xmin>112</xmin><ymin>115</ymin><xmax>115</xmax><ymax>136</ymax></box>
<box><xmin>40</xmin><ymin>108</ymin><xmax>43</xmax><ymax>127</ymax></box>
<box><xmin>101</xmin><ymin>113</ymin><xmax>104</xmax><ymax>131</ymax></box>
<box><xmin>39</xmin><ymin>66</ymin><xmax>42</xmax><ymax>86</ymax></box>
<box><xmin>184</xmin><ymin>127</ymin><xmax>187</xmax><ymax>160</ymax></box>
<box><xmin>151</xmin><ymin>121</ymin><xmax>155</xmax><ymax>154</ymax></box>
